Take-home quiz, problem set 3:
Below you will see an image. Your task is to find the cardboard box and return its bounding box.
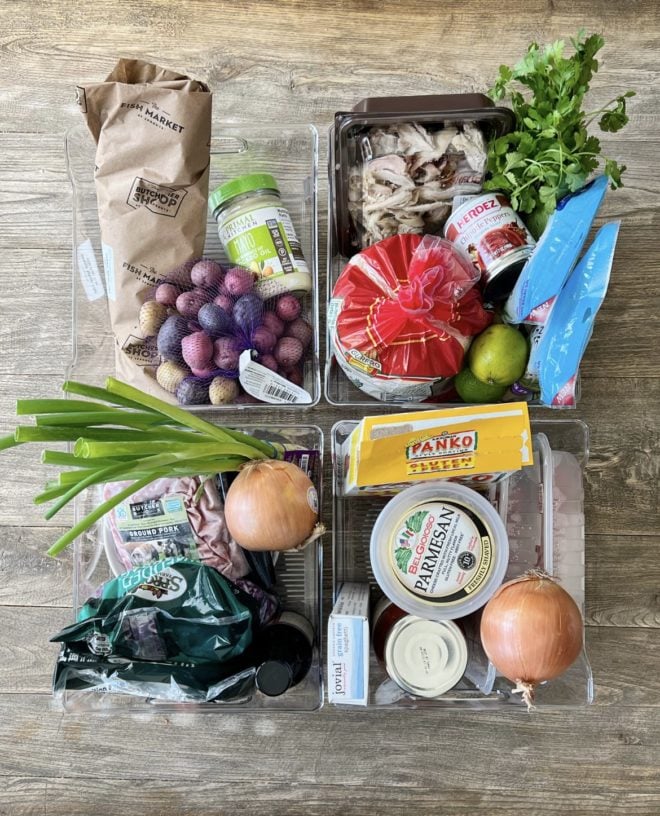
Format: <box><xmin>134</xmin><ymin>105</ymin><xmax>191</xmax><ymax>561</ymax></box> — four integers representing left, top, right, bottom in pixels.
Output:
<box><xmin>342</xmin><ymin>403</ymin><xmax>533</xmax><ymax>495</ymax></box>
<box><xmin>327</xmin><ymin>583</ymin><xmax>370</xmax><ymax>706</ymax></box>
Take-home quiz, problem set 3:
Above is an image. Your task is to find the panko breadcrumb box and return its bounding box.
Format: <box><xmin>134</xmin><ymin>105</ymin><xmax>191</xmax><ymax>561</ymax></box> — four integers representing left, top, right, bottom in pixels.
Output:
<box><xmin>341</xmin><ymin>403</ymin><xmax>533</xmax><ymax>495</ymax></box>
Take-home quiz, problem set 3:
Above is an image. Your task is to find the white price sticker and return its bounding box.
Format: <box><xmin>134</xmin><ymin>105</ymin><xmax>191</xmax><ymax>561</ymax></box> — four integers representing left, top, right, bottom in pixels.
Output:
<box><xmin>239</xmin><ymin>350</ymin><xmax>312</xmax><ymax>405</ymax></box>
<box><xmin>76</xmin><ymin>239</ymin><xmax>105</xmax><ymax>301</ymax></box>
<box><xmin>101</xmin><ymin>242</ymin><xmax>116</xmax><ymax>301</ymax></box>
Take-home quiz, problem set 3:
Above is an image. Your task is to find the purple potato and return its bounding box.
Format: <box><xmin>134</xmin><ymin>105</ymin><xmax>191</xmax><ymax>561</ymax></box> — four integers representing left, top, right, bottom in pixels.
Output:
<box><xmin>261</xmin><ymin>310</ymin><xmax>285</xmax><ymax>338</ymax></box>
<box><xmin>258</xmin><ymin>354</ymin><xmax>278</xmax><ymax>372</ymax></box>
<box><xmin>285</xmin><ymin>317</ymin><xmax>313</xmax><ymax>348</ymax></box>
<box><xmin>233</xmin><ymin>292</ymin><xmax>264</xmax><ymax>333</ymax></box>
<box><xmin>176</xmin><ymin>289</ymin><xmax>208</xmax><ymax>319</ymax></box>
<box><xmin>224</xmin><ymin>266</ymin><xmax>255</xmax><ymax>297</ymax></box>
<box><xmin>283</xmin><ymin>366</ymin><xmax>304</xmax><ymax>387</ymax></box>
<box><xmin>198</xmin><ymin>302</ymin><xmax>234</xmax><ymax>337</ymax></box>
<box><xmin>274</xmin><ymin>336</ymin><xmax>304</xmax><ymax>368</ymax></box>
<box><xmin>251</xmin><ymin>326</ymin><xmax>277</xmax><ymax>354</ymax></box>
<box><xmin>157</xmin><ymin>316</ymin><xmax>188</xmax><ymax>363</ymax></box>
<box><xmin>181</xmin><ymin>331</ymin><xmax>214</xmax><ymax>370</ymax></box>
<box><xmin>213</xmin><ymin>337</ymin><xmax>240</xmax><ymax>371</ymax></box>
<box><xmin>214</xmin><ymin>293</ymin><xmax>233</xmax><ymax>312</ymax></box>
<box><xmin>275</xmin><ymin>294</ymin><xmax>302</xmax><ymax>322</ymax></box>
<box><xmin>191</xmin><ymin>259</ymin><xmax>224</xmax><ymax>289</ymax></box>
<box><xmin>155</xmin><ymin>282</ymin><xmax>182</xmax><ymax>307</ymax></box>
<box><xmin>234</xmin><ymin>392</ymin><xmax>261</xmax><ymax>405</ymax></box>
<box><xmin>176</xmin><ymin>378</ymin><xmax>209</xmax><ymax>405</ymax></box>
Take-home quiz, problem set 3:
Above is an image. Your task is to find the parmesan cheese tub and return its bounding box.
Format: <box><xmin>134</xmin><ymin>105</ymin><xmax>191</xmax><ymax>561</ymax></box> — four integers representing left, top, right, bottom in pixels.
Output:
<box><xmin>370</xmin><ymin>482</ymin><xmax>509</xmax><ymax>620</ymax></box>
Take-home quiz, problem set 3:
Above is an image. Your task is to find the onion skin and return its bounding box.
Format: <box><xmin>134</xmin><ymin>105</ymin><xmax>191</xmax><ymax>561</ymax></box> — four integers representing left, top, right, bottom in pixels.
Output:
<box><xmin>224</xmin><ymin>459</ymin><xmax>320</xmax><ymax>551</ymax></box>
<box><xmin>480</xmin><ymin>572</ymin><xmax>583</xmax><ymax>709</ymax></box>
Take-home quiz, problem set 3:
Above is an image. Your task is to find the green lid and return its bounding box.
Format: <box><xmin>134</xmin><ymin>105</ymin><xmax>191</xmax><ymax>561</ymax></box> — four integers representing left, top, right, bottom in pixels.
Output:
<box><xmin>209</xmin><ymin>173</ymin><xmax>279</xmax><ymax>214</ymax></box>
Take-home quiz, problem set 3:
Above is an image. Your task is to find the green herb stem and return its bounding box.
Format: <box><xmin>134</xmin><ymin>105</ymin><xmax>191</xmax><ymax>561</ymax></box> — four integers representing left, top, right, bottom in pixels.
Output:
<box><xmin>104</xmin><ymin>377</ymin><xmax>272</xmax><ymax>457</ymax></box>
<box><xmin>47</xmin><ymin>474</ymin><xmax>156</xmax><ymax>557</ymax></box>
<box><xmin>41</xmin><ymin>451</ymin><xmax>136</xmax><ymax>468</ymax></box>
<box><xmin>0</xmin><ymin>434</ymin><xmax>20</xmax><ymax>452</ymax></box>
<box><xmin>62</xmin><ymin>381</ymin><xmax>163</xmax><ymax>414</ymax></box>
<box><xmin>36</xmin><ymin>411</ymin><xmax>171</xmax><ymax>430</ymax></box>
<box><xmin>16</xmin><ymin>399</ymin><xmax>112</xmax><ymax>416</ymax></box>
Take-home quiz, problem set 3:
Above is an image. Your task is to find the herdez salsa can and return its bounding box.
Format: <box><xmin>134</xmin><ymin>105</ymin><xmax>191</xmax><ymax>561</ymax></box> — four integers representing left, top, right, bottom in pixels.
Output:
<box><xmin>444</xmin><ymin>192</ymin><xmax>535</xmax><ymax>302</ymax></box>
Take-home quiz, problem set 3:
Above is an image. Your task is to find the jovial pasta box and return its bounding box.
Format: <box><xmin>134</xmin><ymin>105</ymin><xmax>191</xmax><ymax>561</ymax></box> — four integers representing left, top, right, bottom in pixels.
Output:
<box><xmin>327</xmin><ymin>583</ymin><xmax>370</xmax><ymax>706</ymax></box>
<box><xmin>341</xmin><ymin>403</ymin><xmax>533</xmax><ymax>495</ymax></box>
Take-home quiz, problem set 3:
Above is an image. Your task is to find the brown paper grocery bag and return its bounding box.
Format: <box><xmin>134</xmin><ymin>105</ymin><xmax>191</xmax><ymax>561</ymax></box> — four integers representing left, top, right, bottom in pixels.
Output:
<box><xmin>76</xmin><ymin>58</ymin><xmax>212</xmax><ymax>396</ymax></box>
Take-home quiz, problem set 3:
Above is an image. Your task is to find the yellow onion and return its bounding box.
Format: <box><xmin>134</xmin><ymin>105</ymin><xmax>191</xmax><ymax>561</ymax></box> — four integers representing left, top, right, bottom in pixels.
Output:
<box><xmin>480</xmin><ymin>571</ymin><xmax>583</xmax><ymax>709</ymax></box>
<box><xmin>224</xmin><ymin>459</ymin><xmax>324</xmax><ymax>551</ymax></box>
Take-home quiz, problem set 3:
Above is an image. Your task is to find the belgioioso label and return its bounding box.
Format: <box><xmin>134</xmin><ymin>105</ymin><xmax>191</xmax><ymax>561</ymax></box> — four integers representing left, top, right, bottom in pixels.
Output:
<box><xmin>389</xmin><ymin>500</ymin><xmax>493</xmax><ymax>604</ymax></box>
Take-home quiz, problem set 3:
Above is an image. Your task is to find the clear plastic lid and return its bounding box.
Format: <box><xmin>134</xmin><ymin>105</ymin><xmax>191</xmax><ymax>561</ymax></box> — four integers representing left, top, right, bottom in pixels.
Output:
<box><xmin>370</xmin><ymin>481</ymin><xmax>509</xmax><ymax>620</ymax></box>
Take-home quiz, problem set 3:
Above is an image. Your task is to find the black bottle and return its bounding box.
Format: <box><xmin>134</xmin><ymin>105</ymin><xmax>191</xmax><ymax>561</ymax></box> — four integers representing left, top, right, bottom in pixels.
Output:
<box><xmin>254</xmin><ymin>611</ymin><xmax>314</xmax><ymax>697</ymax></box>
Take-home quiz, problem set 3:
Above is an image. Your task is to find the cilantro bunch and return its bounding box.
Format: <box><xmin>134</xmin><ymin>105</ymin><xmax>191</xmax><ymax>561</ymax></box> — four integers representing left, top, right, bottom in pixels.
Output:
<box><xmin>484</xmin><ymin>32</ymin><xmax>635</xmax><ymax>237</ymax></box>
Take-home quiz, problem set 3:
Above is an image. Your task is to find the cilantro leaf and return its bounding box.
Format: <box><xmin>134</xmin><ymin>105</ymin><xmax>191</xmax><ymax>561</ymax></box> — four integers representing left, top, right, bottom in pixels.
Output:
<box><xmin>486</xmin><ymin>32</ymin><xmax>634</xmax><ymax>237</ymax></box>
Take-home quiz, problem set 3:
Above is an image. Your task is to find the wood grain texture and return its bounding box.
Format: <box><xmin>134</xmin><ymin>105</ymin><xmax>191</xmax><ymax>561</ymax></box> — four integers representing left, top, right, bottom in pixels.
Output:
<box><xmin>0</xmin><ymin>0</ymin><xmax>658</xmax><ymax>814</ymax></box>
<box><xmin>0</xmin><ymin>778</ymin><xmax>659</xmax><ymax>816</ymax></box>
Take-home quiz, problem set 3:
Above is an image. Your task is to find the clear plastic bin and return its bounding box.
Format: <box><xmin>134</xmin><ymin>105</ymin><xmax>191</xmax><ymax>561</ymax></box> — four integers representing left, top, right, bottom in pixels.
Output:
<box><xmin>325</xmin><ymin>111</ymin><xmax>578</xmax><ymax>409</ymax></box>
<box><xmin>62</xmin><ymin>423</ymin><xmax>324</xmax><ymax>712</ymax></box>
<box><xmin>66</xmin><ymin>123</ymin><xmax>320</xmax><ymax>409</ymax></box>
<box><xmin>330</xmin><ymin>418</ymin><xmax>593</xmax><ymax>709</ymax></box>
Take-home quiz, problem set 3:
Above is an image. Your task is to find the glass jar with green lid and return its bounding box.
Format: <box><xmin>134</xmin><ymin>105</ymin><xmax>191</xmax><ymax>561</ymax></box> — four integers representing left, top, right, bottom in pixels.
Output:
<box><xmin>209</xmin><ymin>173</ymin><xmax>312</xmax><ymax>296</ymax></box>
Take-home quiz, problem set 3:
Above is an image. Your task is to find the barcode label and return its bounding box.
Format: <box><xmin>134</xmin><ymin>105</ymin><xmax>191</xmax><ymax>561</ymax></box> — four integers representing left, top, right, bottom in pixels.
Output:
<box><xmin>238</xmin><ymin>350</ymin><xmax>313</xmax><ymax>405</ymax></box>
<box><xmin>264</xmin><ymin>383</ymin><xmax>297</xmax><ymax>402</ymax></box>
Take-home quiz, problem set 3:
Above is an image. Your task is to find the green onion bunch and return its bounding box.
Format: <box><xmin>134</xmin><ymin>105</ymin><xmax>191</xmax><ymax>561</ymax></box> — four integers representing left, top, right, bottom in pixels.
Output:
<box><xmin>0</xmin><ymin>378</ymin><xmax>278</xmax><ymax>556</ymax></box>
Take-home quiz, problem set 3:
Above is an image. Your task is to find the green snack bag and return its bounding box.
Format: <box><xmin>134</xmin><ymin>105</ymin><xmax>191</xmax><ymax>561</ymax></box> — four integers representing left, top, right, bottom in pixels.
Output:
<box><xmin>52</xmin><ymin>558</ymin><xmax>256</xmax><ymax>665</ymax></box>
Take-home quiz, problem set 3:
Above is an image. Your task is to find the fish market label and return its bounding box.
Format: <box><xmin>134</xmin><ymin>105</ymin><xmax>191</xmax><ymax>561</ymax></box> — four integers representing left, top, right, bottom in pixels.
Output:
<box><xmin>390</xmin><ymin>500</ymin><xmax>493</xmax><ymax>602</ymax></box>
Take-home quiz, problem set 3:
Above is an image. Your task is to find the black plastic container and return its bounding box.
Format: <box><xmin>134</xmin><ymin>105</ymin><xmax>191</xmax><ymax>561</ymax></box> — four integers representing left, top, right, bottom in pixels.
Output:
<box><xmin>330</xmin><ymin>93</ymin><xmax>516</xmax><ymax>257</ymax></box>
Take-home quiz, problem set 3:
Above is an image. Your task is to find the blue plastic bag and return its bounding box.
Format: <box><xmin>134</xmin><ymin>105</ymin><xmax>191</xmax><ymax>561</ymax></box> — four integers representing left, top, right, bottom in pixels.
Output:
<box><xmin>504</xmin><ymin>176</ymin><xmax>609</xmax><ymax>325</ymax></box>
<box><xmin>537</xmin><ymin>221</ymin><xmax>620</xmax><ymax>406</ymax></box>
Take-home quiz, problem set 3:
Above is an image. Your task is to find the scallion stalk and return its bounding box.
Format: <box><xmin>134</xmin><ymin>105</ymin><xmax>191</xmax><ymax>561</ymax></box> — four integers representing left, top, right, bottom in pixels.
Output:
<box><xmin>16</xmin><ymin>399</ymin><xmax>113</xmax><ymax>416</ymax></box>
<box><xmin>105</xmin><ymin>377</ymin><xmax>276</xmax><ymax>457</ymax></box>
<box><xmin>62</xmin><ymin>381</ymin><xmax>161</xmax><ymax>413</ymax></box>
<box><xmin>35</xmin><ymin>411</ymin><xmax>171</xmax><ymax>429</ymax></box>
<box><xmin>46</xmin><ymin>456</ymin><xmax>246</xmax><ymax>557</ymax></box>
<box><xmin>41</xmin><ymin>451</ymin><xmax>136</xmax><ymax>468</ymax></box>
<box><xmin>46</xmin><ymin>474</ymin><xmax>157</xmax><ymax>557</ymax></box>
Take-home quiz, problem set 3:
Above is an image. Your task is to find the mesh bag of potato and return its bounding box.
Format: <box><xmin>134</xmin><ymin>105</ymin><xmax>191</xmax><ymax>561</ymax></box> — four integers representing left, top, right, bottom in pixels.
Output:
<box><xmin>140</xmin><ymin>258</ymin><xmax>313</xmax><ymax>405</ymax></box>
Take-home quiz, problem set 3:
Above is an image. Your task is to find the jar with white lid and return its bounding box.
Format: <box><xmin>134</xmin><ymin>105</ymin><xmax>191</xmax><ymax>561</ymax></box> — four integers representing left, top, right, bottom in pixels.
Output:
<box><xmin>209</xmin><ymin>173</ymin><xmax>312</xmax><ymax>297</ymax></box>
<box><xmin>372</xmin><ymin>597</ymin><xmax>468</xmax><ymax>698</ymax></box>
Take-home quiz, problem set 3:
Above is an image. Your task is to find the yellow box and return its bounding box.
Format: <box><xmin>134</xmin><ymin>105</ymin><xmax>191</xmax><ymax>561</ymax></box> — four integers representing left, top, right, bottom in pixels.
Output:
<box><xmin>342</xmin><ymin>403</ymin><xmax>533</xmax><ymax>495</ymax></box>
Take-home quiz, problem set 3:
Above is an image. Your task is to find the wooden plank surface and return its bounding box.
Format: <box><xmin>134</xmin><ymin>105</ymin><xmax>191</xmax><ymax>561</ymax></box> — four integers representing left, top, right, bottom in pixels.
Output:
<box><xmin>0</xmin><ymin>0</ymin><xmax>659</xmax><ymax>813</ymax></box>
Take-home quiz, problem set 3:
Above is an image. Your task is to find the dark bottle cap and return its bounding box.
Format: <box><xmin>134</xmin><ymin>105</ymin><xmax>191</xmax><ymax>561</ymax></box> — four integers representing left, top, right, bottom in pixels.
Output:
<box><xmin>255</xmin><ymin>660</ymin><xmax>294</xmax><ymax>697</ymax></box>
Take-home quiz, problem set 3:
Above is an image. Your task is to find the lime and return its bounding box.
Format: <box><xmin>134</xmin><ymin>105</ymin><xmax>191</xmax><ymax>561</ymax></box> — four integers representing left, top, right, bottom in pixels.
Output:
<box><xmin>468</xmin><ymin>324</ymin><xmax>529</xmax><ymax>386</ymax></box>
<box><xmin>454</xmin><ymin>368</ymin><xmax>508</xmax><ymax>403</ymax></box>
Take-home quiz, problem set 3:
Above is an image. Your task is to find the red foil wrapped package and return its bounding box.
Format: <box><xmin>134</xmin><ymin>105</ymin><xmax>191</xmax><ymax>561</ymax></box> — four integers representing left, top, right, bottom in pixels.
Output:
<box><xmin>330</xmin><ymin>234</ymin><xmax>493</xmax><ymax>401</ymax></box>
